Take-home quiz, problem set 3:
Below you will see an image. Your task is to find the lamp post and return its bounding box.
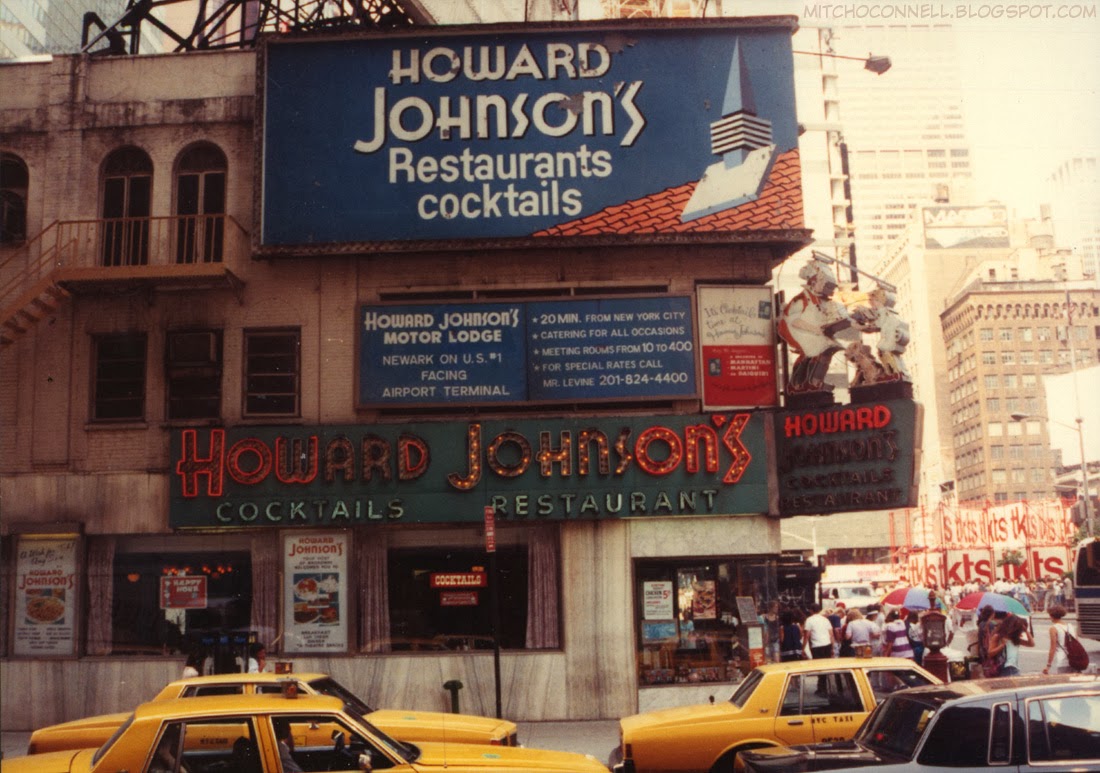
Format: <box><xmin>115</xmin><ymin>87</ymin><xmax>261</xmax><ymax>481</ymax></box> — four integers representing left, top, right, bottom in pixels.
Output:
<box><xmin>1011</xmin><ymin>412</ymin><xmax>1094</xmax><ymax>537</ymax></box>
<box><xmin>793</xmin><ymin>38</ymin><xmax>891</xmax><ymax>288</ymax></box>
<box><xmin>792</xmin><ymin>50</ymin><xmax>892</xmax><ymax>75</ymax></box>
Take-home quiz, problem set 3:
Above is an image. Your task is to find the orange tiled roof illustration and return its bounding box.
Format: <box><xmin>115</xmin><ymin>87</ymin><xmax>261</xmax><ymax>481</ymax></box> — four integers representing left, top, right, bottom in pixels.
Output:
<box><xmin>533</xmin><ymin>147</ymin><xmax>802</xmax><ymax>238</ymax></box>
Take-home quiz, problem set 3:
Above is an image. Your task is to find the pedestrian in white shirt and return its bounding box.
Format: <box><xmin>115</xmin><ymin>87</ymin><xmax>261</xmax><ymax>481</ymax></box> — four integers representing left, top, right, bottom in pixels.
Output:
<box><xmin>803</xmin><ymin>603</ymin><xmax>836</xmax><ymax>659</ymax></box>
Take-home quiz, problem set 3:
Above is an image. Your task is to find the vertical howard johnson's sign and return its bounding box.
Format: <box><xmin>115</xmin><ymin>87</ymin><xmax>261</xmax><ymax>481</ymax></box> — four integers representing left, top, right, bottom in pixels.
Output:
<box><xmin>258</xmin><ymin>19</ymin><xmax>800</xmax><ymax>248</ymax></box>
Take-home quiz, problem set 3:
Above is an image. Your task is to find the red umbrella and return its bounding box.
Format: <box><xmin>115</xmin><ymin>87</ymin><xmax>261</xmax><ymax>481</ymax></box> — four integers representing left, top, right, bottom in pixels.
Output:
<box><xmin>880</xmin><ymin>586</ymin><xmax>937</xmax><ymax>610</ymax></box>
<box><xmin>954</xmin><ymin>591</ymin><xmax>1030</xmax><ymax>616</ymax></box>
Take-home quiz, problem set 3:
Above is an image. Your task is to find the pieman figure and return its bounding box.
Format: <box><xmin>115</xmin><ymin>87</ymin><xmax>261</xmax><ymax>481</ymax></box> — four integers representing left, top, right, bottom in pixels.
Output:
<box><xmin>777</xmin><ymin>261</ymin><xmax>851</xmax><ymax>393</ymax></box>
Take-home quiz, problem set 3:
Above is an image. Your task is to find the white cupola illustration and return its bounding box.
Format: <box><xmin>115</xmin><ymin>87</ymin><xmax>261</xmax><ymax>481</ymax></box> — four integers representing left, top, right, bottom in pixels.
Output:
<box><xmin>682</xmin><ymin>41</ymin><xmax>777</xmax><ymax>222</ymax></box>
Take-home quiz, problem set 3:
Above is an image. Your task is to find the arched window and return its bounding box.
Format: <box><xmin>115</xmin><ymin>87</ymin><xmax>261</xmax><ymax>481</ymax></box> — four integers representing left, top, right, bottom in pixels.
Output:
<box><xmin>1</xmin><ymin>153</ymin><xmax>29</xmax><ymax>245</ymax></box>
<box><xmin>101</xmin><ymin>146</ymin><xmax>153</xmax><ymax>266</ymax></box>
<box><xmin>175</xmin><ymin>144</ymin><xmax>227</xmax><ymax>263</ymax></box>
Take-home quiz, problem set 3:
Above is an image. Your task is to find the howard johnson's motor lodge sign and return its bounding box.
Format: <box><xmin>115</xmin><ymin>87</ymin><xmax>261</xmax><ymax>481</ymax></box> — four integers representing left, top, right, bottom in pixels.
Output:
<box><xmin>257</xmin><ymin>18</ymin><xmax>802</xmax><ymax>251</ymax></box>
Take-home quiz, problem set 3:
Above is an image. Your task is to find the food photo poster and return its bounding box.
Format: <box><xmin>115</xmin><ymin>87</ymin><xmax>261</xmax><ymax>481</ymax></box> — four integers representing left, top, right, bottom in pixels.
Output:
<box><xmin>282</xmin><ymin>532</ymin><xmax>348</xmax><ymax>653</ymax></box>
<box><xmin>14</xmin><ymin>537</ymin><xmax>77</xmax><ymax>656</ymax></box>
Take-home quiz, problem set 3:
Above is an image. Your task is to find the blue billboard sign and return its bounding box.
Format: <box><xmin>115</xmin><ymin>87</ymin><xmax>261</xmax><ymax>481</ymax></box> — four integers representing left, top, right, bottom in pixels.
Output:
<box><xmin>358</xmin><ymin>296</ymin><xmax>697</xmax><ymax>405</ymax></box>
<box><xmin>259</xmin><ymin>19</ymin><xmax>801</xmax><ymax>250</ymax></box>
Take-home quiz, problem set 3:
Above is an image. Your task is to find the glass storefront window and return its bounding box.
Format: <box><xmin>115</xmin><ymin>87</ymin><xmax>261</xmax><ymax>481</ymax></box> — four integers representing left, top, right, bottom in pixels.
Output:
<box><xmin>388</xmin><ymin>545</ymin><xmax>529</xmax><ymax>650</ymax></box>
<box><xmin>111</xmin><ymin>550</ymin><xmax>251</xmax><ymax>659</ymax></box>
<box><xmin>634</xmin><ymin>558</ymin><xmax>776</xmax><ymax>686</ymax></box>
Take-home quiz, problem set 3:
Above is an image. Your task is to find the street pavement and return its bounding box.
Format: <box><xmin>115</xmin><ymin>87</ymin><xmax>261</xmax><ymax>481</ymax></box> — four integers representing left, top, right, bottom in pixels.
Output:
<box><xmin>3</xmin><ymin>615</ymin><xmax>1097</xmax><ymax>763</ymax></box>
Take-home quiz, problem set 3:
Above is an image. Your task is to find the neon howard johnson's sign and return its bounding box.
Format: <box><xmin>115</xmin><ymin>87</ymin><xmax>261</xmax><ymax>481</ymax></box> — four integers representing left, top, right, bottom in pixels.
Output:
<box><xmin>259</xmin><ymin>19</ymin><xmax>800</xmax><ymax>246</ymax></box>
<box><xmin>169</xmin><ymin>414</ymin><xmax>769</xmax><ymax>528</ymax></box>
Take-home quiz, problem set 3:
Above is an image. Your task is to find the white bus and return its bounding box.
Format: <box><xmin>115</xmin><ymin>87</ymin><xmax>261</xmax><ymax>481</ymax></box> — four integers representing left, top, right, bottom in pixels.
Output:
<box><xmin>1074</xmin><ymin>537</ymin><xmax>1100</xmax><ymax>640</ymax></box>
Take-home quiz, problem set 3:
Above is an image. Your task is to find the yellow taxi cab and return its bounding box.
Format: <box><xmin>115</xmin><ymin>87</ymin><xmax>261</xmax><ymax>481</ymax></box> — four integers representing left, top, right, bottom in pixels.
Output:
<box><xmin>2</xmin><ymin>693</ymin><xmax>611</xmax><ymax>773</ymax></box>
<box><xmin>609</xmin><ymin>657</ymin><xmax>940</xmax><ymax>773</ymax></box>
<box><xmin>26</xmin><ymin>672</ymin><xmax>517</xmax><ymax>754</ymax></box>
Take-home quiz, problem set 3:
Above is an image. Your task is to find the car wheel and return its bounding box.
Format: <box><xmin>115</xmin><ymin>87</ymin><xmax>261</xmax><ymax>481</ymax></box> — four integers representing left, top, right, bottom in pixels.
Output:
<box><xmin>710</xmin><ymin>744</ymin><xmax>770</xmax><ymax>773</ymax></box>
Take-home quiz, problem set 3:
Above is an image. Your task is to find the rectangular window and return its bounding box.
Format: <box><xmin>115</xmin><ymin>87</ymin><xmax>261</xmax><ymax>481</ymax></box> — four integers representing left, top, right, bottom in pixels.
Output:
<box><xmin>920</xmin><ymin>706</ymin><xmax>994</xmax><ymax>767</ymax></box>
<box><xmin>166</xmin><ymin>330</ymin><xmax>222</xmax><ymax>420</ymax></box>
<box><xmin>633</xmin><ymin>558</ymin><xmax>775</xmax><ymax>686</ymax></box>
<box><xmin>93</xmin><ymin>333</ymin><xmax>147</xmax><ymax>421</ymax></box>
<box><xmin>244</xmin><ymin>329</ymin><xmax>300</xmax><ymax>416</ymax></box>
<box><xmin>110</xmin><ymin>546</ymin><xmax>251</xmax><ymax>661</ymax></box>
<box><xmin>981</xmin><ymin>352</ymin><xmax>996</xmax><ymax>365</ymax></box>
<box><xmin>1028</xmin><ymin>695</ymin><xmax>1100</xmax><ymax>762</ymax></box>
<box><xmin>387</xmin><ymin>527</ymin><xmax>560</xmax><ymax>652</ymax></box>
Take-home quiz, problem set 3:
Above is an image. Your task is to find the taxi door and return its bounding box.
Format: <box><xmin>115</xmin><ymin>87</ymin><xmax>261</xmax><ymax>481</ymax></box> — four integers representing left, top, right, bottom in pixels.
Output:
<box><xmin>773</xmin><ymin>674</ymin><xmax>820</xmax><ymax>746</ymax></box>
<box><xmin>807</xmin><ymin>670</ymin><xmax>865</xmax><ymax>743</ymax></box>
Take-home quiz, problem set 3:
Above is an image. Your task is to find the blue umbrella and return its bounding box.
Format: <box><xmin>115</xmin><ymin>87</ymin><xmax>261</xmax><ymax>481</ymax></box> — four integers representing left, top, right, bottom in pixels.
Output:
<box><xmin>955</xmin><ymin>591</ymin><xmax>1029</xmax><ymax>616</ymax></box>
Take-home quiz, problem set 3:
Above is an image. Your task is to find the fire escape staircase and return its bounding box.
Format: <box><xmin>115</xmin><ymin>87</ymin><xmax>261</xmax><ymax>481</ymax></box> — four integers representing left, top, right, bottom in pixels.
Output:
<box><xmin>0</xmin><ymin>272</ymin><xmax>72</xmax><ymax>347</ymax></box>
<box><xmin>1</xmin><ymin>216</ymin><xmax>247</xmax><ymax>348</ymax></box>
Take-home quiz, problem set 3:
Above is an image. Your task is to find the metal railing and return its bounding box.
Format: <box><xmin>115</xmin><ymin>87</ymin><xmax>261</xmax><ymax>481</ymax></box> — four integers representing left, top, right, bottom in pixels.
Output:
<box><xmin>1</xmin><ymin>214</ymin><xmax>250</xmax><ymax>309</ymax></box>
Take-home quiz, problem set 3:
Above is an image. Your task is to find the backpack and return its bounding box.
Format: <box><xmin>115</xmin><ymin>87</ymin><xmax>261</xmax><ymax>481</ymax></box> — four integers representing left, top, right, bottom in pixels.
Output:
<box><xmin>979</xmin><ymin>622</ymin><xmax>1004</xmax><ymax>677</ymax></box>
<box><xmin>1064</xmin><ymin>630</ymin><xmax>1090</xmax><ymax>672</ymax></box>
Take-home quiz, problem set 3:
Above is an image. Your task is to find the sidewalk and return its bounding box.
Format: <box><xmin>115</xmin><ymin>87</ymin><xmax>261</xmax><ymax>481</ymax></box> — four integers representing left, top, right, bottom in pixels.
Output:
<box><xmin>519</xmin><ymin>719</ymin><xmax>619</xmax><ymax>759</ymax></box>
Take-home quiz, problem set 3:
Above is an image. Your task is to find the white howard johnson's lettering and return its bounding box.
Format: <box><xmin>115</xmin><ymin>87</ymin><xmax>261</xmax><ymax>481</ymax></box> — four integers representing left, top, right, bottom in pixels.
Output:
<box><xmin>352</xmin><ymin>42</ymin><xmax>646</xmax><ymax>223</ymax></box>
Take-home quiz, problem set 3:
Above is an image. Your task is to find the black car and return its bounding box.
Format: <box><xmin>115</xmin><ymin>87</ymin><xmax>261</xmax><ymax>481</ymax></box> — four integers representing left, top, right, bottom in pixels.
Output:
<box><xmin>736</xmin><ymin>674</ymin><xmax>1099</xmax><ymax>772</ymax></box>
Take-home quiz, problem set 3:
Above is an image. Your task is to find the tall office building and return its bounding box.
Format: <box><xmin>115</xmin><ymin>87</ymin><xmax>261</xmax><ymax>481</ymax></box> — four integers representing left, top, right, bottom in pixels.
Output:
<box><xmin>868</xmin><ymin>199</ymin><xmax>1076</xmax><ymax>507</ymax></box>
<box><xmin>830</xmin><ymin>24</ymin><xmax>975</xmax><ymax>270</ymax></box>
<box><xmin>3</xmin><ymin>0</ymin><xmax>122</xmax><ymax>57</ymax></box>
<box><xmin>1047</xmin><ymin>156</ymin><xmax>1100</xmax><ymax>285</ymax></box>
<box><xmin>941</xmin><ymin>280</ymin><xmax>1100</xmax><ymax>505</ymax></box>
<box><xmin>1</xmin><ymin>0</ymin><xmax>164</xmax><ymax>57</ymax></box>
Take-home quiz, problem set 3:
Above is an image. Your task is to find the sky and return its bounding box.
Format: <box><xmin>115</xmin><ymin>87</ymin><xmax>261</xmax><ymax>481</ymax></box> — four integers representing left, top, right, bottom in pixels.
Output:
<box><xmin>570</xmin><ymin>0</ymin><xmax>1100</xmax><ymax>215</ymax></box>
<box><xmin>951</xmin><ymin>15</ymin><xmax>1100</xmax><ymax>213</ymax></box>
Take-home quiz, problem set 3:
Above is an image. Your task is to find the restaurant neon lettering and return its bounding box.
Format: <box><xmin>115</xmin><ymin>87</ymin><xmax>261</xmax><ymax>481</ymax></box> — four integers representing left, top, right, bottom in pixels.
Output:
<box><xmin>176</xmin><ymin>417</ymin><xmax>751</xmax><ymax>498</ymax></box>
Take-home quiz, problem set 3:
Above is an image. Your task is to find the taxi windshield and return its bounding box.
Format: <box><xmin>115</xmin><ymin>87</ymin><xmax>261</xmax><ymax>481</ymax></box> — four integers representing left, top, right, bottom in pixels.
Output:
<box><xmin>344</xmin><ymin>703</ymin><xmax>419</xmax><ymax>763</ymax></box>
<box><xmin>308</xmin><ymin>677</ymin><xmax>374</xmax><ymax>714</ymax></box>
<box><xmin>92</xmin><ymin>714</ymin><xmax>135</xmax><ymax>764</ymax></box>
<box><xmin>857</xmin><ymin>695</ymin><xmax>940</xmax><ymax>758</ymax></box>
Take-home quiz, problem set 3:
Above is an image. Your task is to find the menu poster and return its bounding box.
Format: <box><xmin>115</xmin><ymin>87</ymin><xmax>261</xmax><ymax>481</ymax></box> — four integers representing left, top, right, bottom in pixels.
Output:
<box><xmin>283</xmin><ymin>533</ymin><xmax>348</xmax><ymax>653</ymax></box>
<box><xmin>643</xmin><ymin>581</ymin><xmax>674</xmax><ymax>621</ymax></box>
<box><xmin>698</xmin><ymin>285</ymin><xmax>778</xmax><ymax>409</ymax></box>
<box><xmin>14</xmin><ymin>537</ymin><xmax>78</xmax><ymax>656</ymax></box>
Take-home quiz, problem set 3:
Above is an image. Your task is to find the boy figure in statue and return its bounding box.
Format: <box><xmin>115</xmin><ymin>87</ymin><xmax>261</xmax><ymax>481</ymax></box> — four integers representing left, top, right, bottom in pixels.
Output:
<box><xmin>851</xmin><ymin>285</ymin><xmax>911</xmax><ymax>381</ymax></box>
<box><xmin>778</xmin><ymin>260</ymin><xmax>851</xmax><ymax>393</ymax></box>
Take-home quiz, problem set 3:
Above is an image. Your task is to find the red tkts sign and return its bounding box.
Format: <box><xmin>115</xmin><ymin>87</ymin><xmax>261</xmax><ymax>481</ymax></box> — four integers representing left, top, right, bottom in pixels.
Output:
<box><xmin>160</xmin><ymin>576</ymin><xmax>208</xmax><ymax>609</ymax></box>
<box><xmin>430</xmin><ymin>572</ymin><xmax>487</xmax><ymax>589</ymax></box>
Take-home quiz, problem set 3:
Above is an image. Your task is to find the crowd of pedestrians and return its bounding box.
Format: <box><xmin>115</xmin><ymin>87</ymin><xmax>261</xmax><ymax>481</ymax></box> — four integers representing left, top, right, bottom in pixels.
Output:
<box><xmin>759</xmin><ymin>572</ymin><xmax>1082</xmax><ymax>679</ymax></box>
